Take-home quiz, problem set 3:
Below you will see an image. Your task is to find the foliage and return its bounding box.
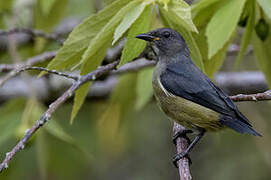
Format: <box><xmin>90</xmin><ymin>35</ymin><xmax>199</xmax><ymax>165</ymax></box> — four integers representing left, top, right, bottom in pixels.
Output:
<box><xmin>119</xmin><ymin>4</ymin><xmax>152</xmax><ymax>66</ymax></box>
<box><xmin>205</xmin><ymin>0</ymin><xmax>247</xmax><ymax>58</ymax></box>
<box><xmin>64</xmin><ymin>0</ymin><xmax>271</xmax><ymax>121</ymax></box>
<box><xmin>47</xmin><ymin>0</ymin><xmax>201</xmax><ymax>121</ymax></box>
<box><xmin>0</xmin><ymin>0</ymin><xmax>271</xmax><ymax>178</ymax></box>
<box><xmin>49</xmin><ymin>0</ymin><xmax>271</xmax><ymax>121</ymax></box>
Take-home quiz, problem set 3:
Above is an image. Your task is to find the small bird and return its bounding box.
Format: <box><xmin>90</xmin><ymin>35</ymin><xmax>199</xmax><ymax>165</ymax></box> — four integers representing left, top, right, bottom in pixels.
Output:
<box><xmin>136</xmin><ymin>28</ymin><xmax>261</xmax><ymax>165</ymax></box>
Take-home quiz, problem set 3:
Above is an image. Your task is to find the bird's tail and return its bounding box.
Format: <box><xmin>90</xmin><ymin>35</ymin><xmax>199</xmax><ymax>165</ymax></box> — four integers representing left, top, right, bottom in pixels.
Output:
<box><xmin>220</xmin><ymin>116</ymin><xmax>262</xmax><ymax>136</ymax></box>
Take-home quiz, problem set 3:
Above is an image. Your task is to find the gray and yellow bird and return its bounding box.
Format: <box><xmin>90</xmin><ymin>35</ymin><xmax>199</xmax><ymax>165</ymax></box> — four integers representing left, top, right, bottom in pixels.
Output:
<box><xmin>136</xmin><ymin>28</ymin><xmax>261</xmax><ymax>165</ymax></box>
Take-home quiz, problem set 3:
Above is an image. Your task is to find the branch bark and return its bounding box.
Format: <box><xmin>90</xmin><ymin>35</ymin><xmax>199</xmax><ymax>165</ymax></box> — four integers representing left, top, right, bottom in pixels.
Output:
<box><xmin>0</xmin><ymin>61</ymin><xmax>119</xmax><ymax>173</ymax></box>
<box><xmin>0</xmin><ymin>59</ymin><xmax>268</xmax><ymax>101</ymax></box>
<box><xmin>0</xmin><ymin>28</ymin><xmax>64</xmax><ymax>45</ymax></box>
<box><xmin>173</xmin><ymin>123</ymin><xmax>192</xmax><ymax>180</ymax></box>
<box><xmin>0</xmin><ymin>51</ymin><xmax>57</xmax><ymax>73</ymax></box>
<box><xmin>230</xmin><ymin>90</ymin><xmax>271</xmax><ymax>102</ymax></box>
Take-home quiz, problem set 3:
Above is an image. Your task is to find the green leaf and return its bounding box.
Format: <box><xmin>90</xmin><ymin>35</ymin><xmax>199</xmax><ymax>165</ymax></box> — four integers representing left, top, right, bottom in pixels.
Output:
<box><xmin>40</xmin><ymin>0</ymin><xmax>56</xmax><ymax>15</ymax></box>
<box><xmin>192</xmin><ymin>0</ymin><xmax>220</xmax><ymax>15</ymax></box>
<box><xmin>257</xmin><ymin>0</ymin><xmax>271</xmax><ymax>19</ymax></box>
<box><xmin>255</xmin><ymin>18</ymin><xmax>270</xmax><ymax>41</ymax></box>
<box><xmin>235</xmin><ymin>0</ymin><xmax>255</xmax><ymax>66</ymax></box>
<box><xmin>252</xmin><ymin>29</ymin><xmax>271</xmax><ymax>86</ymax></box>
<box><xmin>164</xmin><ymin>0</ymin><xmax>198</xmax><ymax>33</ymax></box>
<box><xmin>80</xmin><ymin>0</ymin><xmax>140</xmax><ymax>68</ymax></box>
<box><xmin>47</xmin><ymin>0</ymin><xmax>131</xmax><ymax>71</ymax></box>
<box><xmin>206</xmin><ymin>0</ymin><xmax>247</xmax><ymax>58</ymax></box>
<box><xmin>204</xmin><ymin>40</ymin><xmax>232</xmax><ymax>78</ymax></box>
<box><xmin>160</xmin><ymin>7</ymin><xmax>204</xmax><ymax>71</ymax></box>
<box><xmin>70</xmin><ymin>0</ymin><xmax>140</xmax><ymax>122</ymax></box>
<box><xmin>135</xmin><ymin>67</ymin><xmax>154</xmax><ymax>110</ymax></box>
<box><xmin>119</xmin><ymin>4</ymin><xmax>152</xmax><ymax>66</ymax></box>
<box><xmin>45</xmin><ymin>120</ymin><xmax>92</xmax><ymax>161</ymax></box>
<box><xmin>194</xmin><ymin>28</ymin><xmax>233</xmax><ymax>78</ymax></box>
<box><xmin>34</xmin><ymin>0</ymin><xmax>68</xmax><ymax>32</ymax></box>
<box><xmin>113</xmin><ymin>2</ymin><xmax>148</xmax><ymax>45</ymax></box>
<box><xmin>70</xmin><ymin>39</ymin><xmax>110</xmax><ymax>124</ymax></box>
<box><xmin>70</xmin><ymin>82</ymin><xmax>90</xmax><ymax>123</ymax></box>
<box><xmin>192</xmin><ymin>0</ymin><xmax>222</xmax><ymax>27</ymax></box>
<box><xmin>158</xmin><ymin>0</ymin><xmax>170</xmax><ymax>10</ymax></box>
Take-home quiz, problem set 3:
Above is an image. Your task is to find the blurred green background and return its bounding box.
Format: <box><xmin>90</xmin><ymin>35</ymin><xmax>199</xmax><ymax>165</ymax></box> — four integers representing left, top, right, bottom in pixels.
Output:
<box><xmin>0</xmin><ymin>58</ymin><xmax>270</xmax><ymax>180</ymax></box>
<box><xmin>0</xmin><ymin>0</ymin><xmax>270</xmax><ymax>179</ymax></box>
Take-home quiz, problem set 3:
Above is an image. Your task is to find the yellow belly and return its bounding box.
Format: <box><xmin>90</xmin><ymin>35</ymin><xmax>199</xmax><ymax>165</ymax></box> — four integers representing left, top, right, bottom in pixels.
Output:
<box><xmin>153</xmin><ymin>77</ymin><xmax>223</xmax><ymax>131</ymax></box>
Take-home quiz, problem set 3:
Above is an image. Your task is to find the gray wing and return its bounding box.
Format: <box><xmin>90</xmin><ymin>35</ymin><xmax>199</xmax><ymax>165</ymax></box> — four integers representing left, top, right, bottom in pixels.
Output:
<box><xmin>160</xmin><ymin>62</ymin><xmax>251</xmax><ymax>126</ymax></box>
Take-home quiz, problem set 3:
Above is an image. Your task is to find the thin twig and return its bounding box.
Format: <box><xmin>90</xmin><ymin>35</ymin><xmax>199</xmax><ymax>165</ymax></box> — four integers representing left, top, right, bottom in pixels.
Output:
<box><xmin>0</xmin><ymin>61</ymin><xmax>119</xmax><ymax>173</ymax></box>
<box><xmin>0</xmin><ymin>51</ymin><xmax>57</xmax><ymax>73</ymax></box>
<box><xmin>0</xmin><ymin>64</ymin><xmax>14</xmax><ymax>73</ymax></box>
<box><xmin>230</xmin><ymin>90</ymin><xmax>271</xmax><ymax>102</ymax></box>
<box><xmin>25</xmin><ymin>51</ymin><xmax>57</xmax><ymax>66</ymax></box>
<box><xmin>0</xmin><ymin>28</ymin><xmax>64</xmax><ymax>45</ymax></box>
<box><xmin>0</xmin><ymin>51</ymin><xmax>57</xmax><ymax>86</ymax></box>
<box><xmin>0</xmin><ymin>63</ymin><xmax>269</xmax><ymax>102</ymax></box>
<box><xmin>110</xmin><ymin>58</ymin><xmax>156</xmax><ymax>75</ymax></box>
<box><xmin>17</xmin><ymin>66</ymin><xmax>80</xmax><ymax>81</ymax></box>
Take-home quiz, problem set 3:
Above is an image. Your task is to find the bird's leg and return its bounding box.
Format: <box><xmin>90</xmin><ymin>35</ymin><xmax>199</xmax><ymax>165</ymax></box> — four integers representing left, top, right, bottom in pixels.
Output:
<box><xmin>172</xmin><ymin>129</ymin><xmax>193</xmax><ymax>145</ymax></box>
<box><xmin>173</xmin><ymin>129</ymin><xmax>205</xmax><ymax>168</ymax></box>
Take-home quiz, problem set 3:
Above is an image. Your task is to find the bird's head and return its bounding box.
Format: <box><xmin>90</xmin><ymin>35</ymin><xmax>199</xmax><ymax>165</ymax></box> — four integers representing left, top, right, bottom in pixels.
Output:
<box><xmin>136</xmin><ymin>28</ymin><xmax>189</xmax><ymax>57</ymax></box>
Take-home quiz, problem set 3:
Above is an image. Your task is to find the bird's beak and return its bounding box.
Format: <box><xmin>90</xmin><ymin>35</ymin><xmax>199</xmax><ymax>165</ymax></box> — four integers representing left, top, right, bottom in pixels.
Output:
<box><xmin>136</xmin><ymin>33</ymin><xmax>159</xmax><ymax>42</ymax></box>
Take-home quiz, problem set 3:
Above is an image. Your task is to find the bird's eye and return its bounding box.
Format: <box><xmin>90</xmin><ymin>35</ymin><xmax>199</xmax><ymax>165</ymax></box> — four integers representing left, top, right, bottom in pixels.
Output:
<box><xmin>163</xmin><ymin>31</ymin><xmax>170</xmax><ymax>38</ymax></box>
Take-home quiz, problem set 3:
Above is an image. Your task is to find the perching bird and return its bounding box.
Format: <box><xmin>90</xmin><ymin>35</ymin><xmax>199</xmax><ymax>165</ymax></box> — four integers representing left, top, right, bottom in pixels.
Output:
<box><xmin>136</xmin><ymin>28</ymin><xmax>261</xmax><ymax>165</ymax></box>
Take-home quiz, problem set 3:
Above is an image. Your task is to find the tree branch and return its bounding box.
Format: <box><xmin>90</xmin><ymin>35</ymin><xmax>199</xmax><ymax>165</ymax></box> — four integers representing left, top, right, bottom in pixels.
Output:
<box><xmin>0</xmin><ymin>51</ymin><xmax>57</xmax><ymax>73</ymax></box>
<box><xmin>0</xmin><ymin>28</ymin><xmax>64</xmax><ymax>45</ymax></box>
<box><xmin>0</xmin><ymin>51</ymin><xmax>57</xmax><ymax>86</ymax></box>
<box><xmin>173</xmin><ymin>123</ymin><xmax>192</xmax><ymax>180</ymax></box>
<box><xmin>0</xmin><ymin>61</ymin><xmax>119</xmax><ymax>173</ymax></box>
<box><xmin>16</xmin><ymin>66</ymin><xmax>80</xmax><ymax>81</ymax></box>
<box><xmin>0</xmin><ymin>58</ymin><xmax>269</xmax><ymax>101</ymax></box>
<box><xmin>230</xmin><ymin>90</ymin><xmax>271</xmax><ymax>102</ymax></box>
<box><xmin>110</xmin><ymin>58</ymin><xmax>156</xmax><ymax>75</ymax></box>
<box><xmin>215</xmin><ymin>71</ymin><xmax>267</xmax><ymax>95</ymax></box>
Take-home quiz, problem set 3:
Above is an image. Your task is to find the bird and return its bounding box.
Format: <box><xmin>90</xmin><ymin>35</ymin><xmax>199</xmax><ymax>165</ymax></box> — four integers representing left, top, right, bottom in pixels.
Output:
<box><xmin>136</xmin><ymin>28</ymin><xmax>261</xmax><ymax>166</ymax></box>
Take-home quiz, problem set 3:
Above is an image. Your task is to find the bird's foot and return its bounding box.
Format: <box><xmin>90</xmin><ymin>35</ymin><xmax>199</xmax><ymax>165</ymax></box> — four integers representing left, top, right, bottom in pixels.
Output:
<box><xmin>173</xmin><ymin>152</ymin><xmax>192</xmax><ymax>168</ymax></box>
<box><xmin>172</xmin><ymin>129</ymin><xmax>193</xmax><ymax>145</ymax></box>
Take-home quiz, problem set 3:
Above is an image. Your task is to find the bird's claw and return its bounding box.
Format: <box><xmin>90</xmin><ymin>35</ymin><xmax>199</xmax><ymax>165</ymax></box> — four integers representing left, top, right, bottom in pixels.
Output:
<box><xmin>172</xmin><ymin>129</ymin><xmax>193</xmax><ymax>145</ymax></box>
<box><xmin>173</xmin><ymin>152</ymin><xmax>192</xmax><ymax>168</ymax></box>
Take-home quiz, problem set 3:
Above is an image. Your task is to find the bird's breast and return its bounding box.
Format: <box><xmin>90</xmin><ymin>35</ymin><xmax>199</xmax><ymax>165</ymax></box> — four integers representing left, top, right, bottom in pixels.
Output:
<box><xmin>152</xmin><ymin>72</ymin><xmax>223</xmax><ymax>131</ymax></box>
